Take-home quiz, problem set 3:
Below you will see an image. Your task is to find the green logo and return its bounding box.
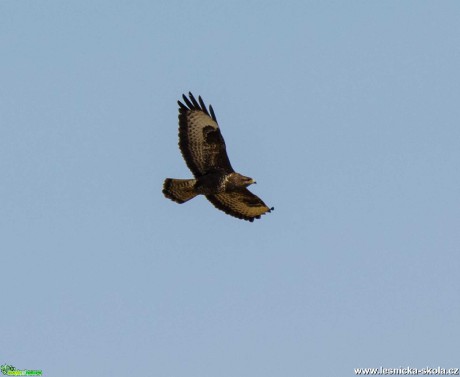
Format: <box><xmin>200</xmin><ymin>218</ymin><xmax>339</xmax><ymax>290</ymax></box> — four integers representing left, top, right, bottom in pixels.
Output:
<box><xmin>1</xmin><ymin>365</ymin><xmax>42</xmax><ymax>376</ymax></box>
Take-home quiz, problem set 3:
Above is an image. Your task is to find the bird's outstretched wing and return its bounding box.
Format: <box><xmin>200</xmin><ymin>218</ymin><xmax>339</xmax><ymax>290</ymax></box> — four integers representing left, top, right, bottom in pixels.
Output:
<box><xmin>178</xmin><ymin>92</ymin><xmax>234</xmax><ymax>177</ymax></box>
<box><xmin>206</xmin><ymin>189</ymin><xmax>273</xmax><ymax>222</ymax></box>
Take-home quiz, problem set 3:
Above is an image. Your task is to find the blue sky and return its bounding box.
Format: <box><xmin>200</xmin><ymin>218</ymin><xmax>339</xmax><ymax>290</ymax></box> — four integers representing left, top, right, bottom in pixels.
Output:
<box><xmin>1</xmin><ymin>1</ymin><xmax>459</xmax><ymax>376</ymax></box>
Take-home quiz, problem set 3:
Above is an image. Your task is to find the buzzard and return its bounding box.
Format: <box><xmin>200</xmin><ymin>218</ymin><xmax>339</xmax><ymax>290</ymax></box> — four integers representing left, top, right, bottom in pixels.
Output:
<box><xmin>162</xmin><ymin>92</ymin><xmax>273</xmax><ymax>222</ymax></box>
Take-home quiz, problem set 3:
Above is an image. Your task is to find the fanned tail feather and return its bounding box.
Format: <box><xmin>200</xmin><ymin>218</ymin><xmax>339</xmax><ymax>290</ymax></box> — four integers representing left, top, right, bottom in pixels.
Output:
<box><xmin>162</xmin><ymin>178</ymin><xmax>198</xmax><ymax>203</ymax></box>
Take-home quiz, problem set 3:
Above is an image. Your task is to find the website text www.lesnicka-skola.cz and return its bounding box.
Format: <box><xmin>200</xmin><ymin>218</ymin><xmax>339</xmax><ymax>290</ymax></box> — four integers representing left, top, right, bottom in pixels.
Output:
<box><xmin>354</xmin><ymin>366</ymin><xmax>459</xmax><ymax>375</ymax></box>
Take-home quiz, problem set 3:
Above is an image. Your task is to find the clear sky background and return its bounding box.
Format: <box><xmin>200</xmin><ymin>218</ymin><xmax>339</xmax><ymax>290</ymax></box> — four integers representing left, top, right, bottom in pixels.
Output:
<box><xmin>1</xmin><ymin>1</ymin><xmax>459</xmax><ymax>376</ymax></box>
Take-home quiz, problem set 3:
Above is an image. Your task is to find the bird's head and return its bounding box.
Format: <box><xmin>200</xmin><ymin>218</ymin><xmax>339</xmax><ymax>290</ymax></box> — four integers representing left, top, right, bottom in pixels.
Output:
<box><xmin>229</xmin><ymin>173</ymin><xmax>256</xmax><ymax>188</ymax></box>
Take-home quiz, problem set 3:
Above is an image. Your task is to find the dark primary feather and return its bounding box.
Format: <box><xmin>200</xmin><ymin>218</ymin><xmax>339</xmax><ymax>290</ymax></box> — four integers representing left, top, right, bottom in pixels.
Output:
<box><xmin>179</xmin><ymin>93</ymin><xmax>217</xmax><ymax>122</ymax></box>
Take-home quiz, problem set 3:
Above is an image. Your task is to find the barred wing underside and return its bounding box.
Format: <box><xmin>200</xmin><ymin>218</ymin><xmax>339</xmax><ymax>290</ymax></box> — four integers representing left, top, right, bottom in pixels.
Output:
<box><xmin>178</xmin><ymin>93</ymin><xmax>233</xmax><ymax>177</ymax></box>
<box><xmin>206</xmin><ymin>189</ymin><xmax>273</xmax><ymax>222</ymax></box>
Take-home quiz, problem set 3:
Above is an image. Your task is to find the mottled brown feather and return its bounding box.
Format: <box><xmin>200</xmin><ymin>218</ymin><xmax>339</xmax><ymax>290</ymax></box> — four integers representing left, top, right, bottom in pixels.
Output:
<box><xmin>206</xmin><ymin>189</ymin><xmax>273</xmax><ymax>222</ymax></box>
<box><xmin>178</xmin><ymin>93</ymin><xmax>233</xmax><ymax>177</ymax></box>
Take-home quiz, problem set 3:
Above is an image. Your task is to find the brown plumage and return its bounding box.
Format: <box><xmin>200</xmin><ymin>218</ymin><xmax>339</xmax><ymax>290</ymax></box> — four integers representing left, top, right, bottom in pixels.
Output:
<box><xmin>162</xmin><ymin>92</ymin><xmax>273</xmax><ymax>222</ymax></box>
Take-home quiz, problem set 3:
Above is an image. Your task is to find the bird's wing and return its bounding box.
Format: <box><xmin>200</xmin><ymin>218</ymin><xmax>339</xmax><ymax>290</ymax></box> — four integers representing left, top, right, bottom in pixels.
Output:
<box><xmin>178</xmin><ymin>92</ymin><xmax>233</xmax><ymax>177</ymax></box>
<box><xmin>206</xmin><ymin>189</ymin><xmax>273</xmax><ymax>222</ymax></box>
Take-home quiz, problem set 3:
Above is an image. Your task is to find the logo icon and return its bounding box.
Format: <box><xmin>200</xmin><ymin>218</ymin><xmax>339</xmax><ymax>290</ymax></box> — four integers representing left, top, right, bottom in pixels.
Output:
<box><xmin>1</xmin><ymin>364</ymin><xmax>42</xmax><ymax>376</ymax></box>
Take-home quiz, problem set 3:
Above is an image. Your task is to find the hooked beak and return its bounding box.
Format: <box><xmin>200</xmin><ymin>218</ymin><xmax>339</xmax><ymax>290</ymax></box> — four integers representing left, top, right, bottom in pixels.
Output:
<box><xmin>245</xmin><ymin>177</ymin><xmax>256</xmax><ymax>185</ymax></box>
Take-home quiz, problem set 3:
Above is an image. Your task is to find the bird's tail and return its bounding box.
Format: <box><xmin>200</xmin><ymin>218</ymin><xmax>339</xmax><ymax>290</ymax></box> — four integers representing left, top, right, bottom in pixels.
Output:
<box><xmin>162</xmin><ymin>178</ymin><xmax>198</xmax><ymax>203</ymax></box>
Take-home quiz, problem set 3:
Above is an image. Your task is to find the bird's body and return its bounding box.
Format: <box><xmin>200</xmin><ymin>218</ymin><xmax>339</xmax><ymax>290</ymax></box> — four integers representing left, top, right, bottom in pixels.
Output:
<box><xmin>162</xmin><ymin>92</ymin><xmax>273</xmax><ymax>222</ymax></box>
